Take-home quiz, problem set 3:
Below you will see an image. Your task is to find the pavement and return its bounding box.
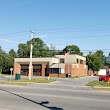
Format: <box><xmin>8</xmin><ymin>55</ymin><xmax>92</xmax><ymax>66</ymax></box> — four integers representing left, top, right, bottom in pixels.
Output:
<box><xmin>0</xmin><ymin>75</ymin><xmax>110</xmax><ymax>110</ymax></box>
<box><xmin>0</xmin><ymin>75</ymin><xmax>104</xmax><ymax>90</ymax></box>
<box><xmin>29</xmin><ymin>76</ymin><xmax>98</xmax><ymax>90</ymax></box>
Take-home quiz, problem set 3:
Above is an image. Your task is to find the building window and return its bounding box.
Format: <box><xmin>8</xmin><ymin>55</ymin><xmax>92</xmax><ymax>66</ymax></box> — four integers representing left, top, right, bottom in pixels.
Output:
<box><xmin>80</xmin><ymin>60</ymin><xmax>83</xmax><ymax>64</ymax></box>
<box><xmin>60</xmin><ymin>59</ymin><xmax>65</xmax><ymax>63</ymax></box>
<box><xmin>61</xmin><ymin>68</ymin><xmax>65</xmax><ymax>74</ymax></box>
<box><xmin>77</xmin><ymin>59</ymin><xmax>79</xmax><ymax>63</ymax></box>
<box><xmin>50</xmin><ymin>68</ymin><xmax>59</xmax><ymax>73</ymax></box>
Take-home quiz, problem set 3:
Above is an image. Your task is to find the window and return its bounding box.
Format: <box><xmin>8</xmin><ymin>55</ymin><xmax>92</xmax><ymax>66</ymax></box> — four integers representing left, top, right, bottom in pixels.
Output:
<box><xmin>80</xmin><ymin>60</ymin><xmax>83</xmax><ymax>64</ymax></box>
<box><xmin>60</xmin><ymin>59</ymin><xmax>65</xmax><ymax>63</ymax></box>
<box><xmin>61</xmin><ymin>68</ymin><xmax>65</xmax><ymax>74</ymax></box>
<box><xmin>50</xmin><ymin>68</ymin><xmax>59</xmax><ymax>73</ymax></box>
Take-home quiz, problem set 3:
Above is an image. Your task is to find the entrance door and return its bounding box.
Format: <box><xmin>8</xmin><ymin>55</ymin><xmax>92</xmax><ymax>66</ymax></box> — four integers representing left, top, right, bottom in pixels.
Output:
<box><xmin>33</xmin><ymin>64</ymin><xmax>42</xmax><ymax>76</ymax></box>
<box><xmin>21</xmin><ymin>64</ymin><xmax>29</xmax><ymax>76</ymax></box>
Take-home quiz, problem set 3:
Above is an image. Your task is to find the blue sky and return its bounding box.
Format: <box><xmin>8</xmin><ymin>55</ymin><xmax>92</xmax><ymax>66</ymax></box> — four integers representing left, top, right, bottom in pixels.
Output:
<box><xmin>0</xmin><ymin>0</ymin><xmax>110</xmax><ymax>56</ymax></box>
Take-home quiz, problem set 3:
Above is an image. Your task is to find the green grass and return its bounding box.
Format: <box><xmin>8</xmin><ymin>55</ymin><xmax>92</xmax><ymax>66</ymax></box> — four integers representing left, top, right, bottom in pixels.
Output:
<box><xmin>17</xmin><ymin>78</ymin><xmax>55</xmax><ymax>83</ymax></box>
<box><xmin>0</xmin><ymin>73</ymin><xmax>10</xmax><ymax>76</ymax></box>
<box><xmin>0</xmin><ymin>81</ymin><xmax>28</xmax><ymax>86</ymax></box>
<box><xmin>86</xmin><ymin>80</ymin><xmax>110</xmax><ymax>87</ymax></box>
<box><xmin>0</xmin><ymin>78</ymin><xmax>56</xmax><ymax>86</ymax></box>
<box><xmin>71</xmin><ymin>76</ymin><xmax>79</xmax><ymax>78</ymax></box>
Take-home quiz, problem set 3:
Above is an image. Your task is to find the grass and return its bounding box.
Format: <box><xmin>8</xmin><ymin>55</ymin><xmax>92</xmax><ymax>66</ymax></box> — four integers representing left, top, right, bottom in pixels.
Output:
<box><xmin>0</xmin><ymin>78</ymin><xmax>56</xmax><ymax>86</ymax></box>
<box><xmin>95</xmin><ymin>88</ymin><xmax>110</xmax><ymax>91</ymax></box>
<box><xmin>0</xmin><ymin>73</ymin><xmax>10</xmax><ymax>76</ymax></box>
<box><xmin>86</xmin><ymin>80</ymin><xmax>110</xmax><ymax>87</ymax></box>
<box><xmin>71</xmin><ymin>76</ymin><xmax>80</xmax><ymax>78</ymax></box>
<box><xmin>17</xmin><ymin>78</ymin><xmax>55</xmax><ymax>83</ymax></box>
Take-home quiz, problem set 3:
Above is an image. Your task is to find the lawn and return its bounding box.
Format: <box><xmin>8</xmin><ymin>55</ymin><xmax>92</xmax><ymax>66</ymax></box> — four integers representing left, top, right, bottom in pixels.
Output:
<box><xmin>86</xmin><ymin>80</ymin><xmax>110</xmax><ymax>87</ymax></box>
<box><xmin>0</xmin><ymin>78</ymin><xmax>56</xmax><ymax>86</ymax></box>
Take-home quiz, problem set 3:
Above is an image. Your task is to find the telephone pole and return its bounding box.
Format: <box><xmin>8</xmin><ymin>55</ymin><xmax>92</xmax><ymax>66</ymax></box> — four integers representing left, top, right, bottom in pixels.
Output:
<box><xmin>29</xmin><ymin>31</ymin><xmax>34</xmax><ymax>80</ymax></box>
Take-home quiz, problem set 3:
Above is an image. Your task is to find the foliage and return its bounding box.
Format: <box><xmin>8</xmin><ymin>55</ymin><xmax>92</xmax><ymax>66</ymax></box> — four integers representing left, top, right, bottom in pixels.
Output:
<box><xmin>0</xmin><ymin>47</ymin><xmax>17</xmax><ymax>74</ymax></box>
<box><xmin>86</xmin><ymin>50</ymin><xmax>105</xmax><ymax>71</ymax></box>
<box><xmin>0</xmin><ymin>51</ymin><xmax>12</xmax><ymax>73</ymax></box>
<box><xmin>61</xmin><ymin>45</ymin><xmax>83</xmax><ymax>55</ymax></box>
<box><xmin>17</xmin><ymin>38</ymin><xmax>50</xmax><ymax>57</ymax></box>
<box><xmin>86</xmin><ymin>80</ymin><xmax>110</xmax><ymax>87</ymax></box>
<box><xmin>18</xmin><ymin>44</ymin><xmax>30</xmax><ymax>57</ymax></box>
<box><xmin>9</xmin><ymin>49</ymin><xmax>17</xmax><ymax>58</ymax></box>
<box><xmin>106</xmin><ymin>53</ymin><xmax>110</xmax><ymax>67</ymax></box>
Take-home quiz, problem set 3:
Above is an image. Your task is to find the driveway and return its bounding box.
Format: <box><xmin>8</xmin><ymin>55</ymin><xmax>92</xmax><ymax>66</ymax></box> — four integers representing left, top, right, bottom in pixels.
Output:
<box><xmin>28</xmin><ymin>76</ymin><xmax>99</xmax><ymax>90</ymax></box>
<box><xmin>55</xmin><ymin>76</ymin><xmax>99</xmax><ymax>86</ymax></box>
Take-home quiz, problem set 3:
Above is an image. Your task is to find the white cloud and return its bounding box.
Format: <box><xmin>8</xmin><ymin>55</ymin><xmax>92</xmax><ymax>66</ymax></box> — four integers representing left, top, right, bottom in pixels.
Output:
<box><xmin>0</xmin><ymin>38</ymin><xmax>20</xmax><ymax>43</ymax></box>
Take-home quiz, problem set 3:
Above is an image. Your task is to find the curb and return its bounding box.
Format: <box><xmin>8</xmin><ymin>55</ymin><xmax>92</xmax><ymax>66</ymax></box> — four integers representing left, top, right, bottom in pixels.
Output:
<box><xmin>93</xmin><ymin>86</ymin><xmax>110</xmax><ymax>89</ymax></box>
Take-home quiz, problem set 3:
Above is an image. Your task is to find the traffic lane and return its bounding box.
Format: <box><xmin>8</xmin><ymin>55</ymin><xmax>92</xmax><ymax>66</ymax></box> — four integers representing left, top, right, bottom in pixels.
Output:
<box><xmin>19</xmin><ymin>92</ymin><xmax>110</xmax><ymax>110</ymax></box>
<box><xmin>0</xmin><ymin>90</ymin><xmax>62</xmax><ymax>110</ymax></box>
<box><xmin>0</xmin><ymin>87</ymin><xmax>110</xmax><ymax>110</ymax></box>
<box><xmin>1</xmin><ymin>85</ymin><xmax>110</xmax><ymax>102</ymax></box>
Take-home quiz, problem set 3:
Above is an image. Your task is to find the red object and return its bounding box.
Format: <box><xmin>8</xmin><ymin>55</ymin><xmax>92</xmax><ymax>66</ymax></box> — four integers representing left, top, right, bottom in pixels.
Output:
<box><xmin>99</xmin><ymin>74</ymin><xmax>110</xmax><ymax>82</ymax></box>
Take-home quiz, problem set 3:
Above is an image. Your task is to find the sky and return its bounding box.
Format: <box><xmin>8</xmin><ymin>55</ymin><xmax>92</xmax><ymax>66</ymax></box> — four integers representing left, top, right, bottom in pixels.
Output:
<box><xmin>0</xmin><ymin>0</ymin><xmax>110</xmax><ymax>56</ymax></box>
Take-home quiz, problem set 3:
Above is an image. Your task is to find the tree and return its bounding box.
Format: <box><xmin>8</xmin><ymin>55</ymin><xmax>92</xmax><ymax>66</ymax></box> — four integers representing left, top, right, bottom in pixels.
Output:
<box><xmin>92</xmin><ymin>54</ymin><xmax>103</xmax><ymax>71</ymax></box>
<box><xmin>9</xmin><ymin>49</ymin><xmax>17</xmax><ymax>58</ymax></box>
<box><xmin>9</xmin><ymin>49</ymin><xmax>18</xmax><ymax>69</ymax></box>
<box><xmin>106</xmin><ymin>53</ymin><xmax>110</xmax><ymax>67</ymax></box>
<box><xmin>18</xmin><ymin>44</ymin><xmax>29</xmax><ymax>57</ymax></box>
<box><xmin>95</xmin><ymin>50</ymin><xmax>106</xmax><ymax>66</ymax></box>
<box><xmin>0</xmin><ymin>47</ymin><xmax>12</xmax><ymax>74</ymax></box>
<box><xmin>17</xmin><ymin>38</ymin><xmax>50</xmax><ymax>57</ymax></box>
<box><xmin>86</xmin><ymin>50</ymin><xmax>105</xmax><ymax>71</ymax></box>
<box><xmin>61</xmin><ymin>45</ymin><xmax>83</xmax><ymax>55</ymax></box>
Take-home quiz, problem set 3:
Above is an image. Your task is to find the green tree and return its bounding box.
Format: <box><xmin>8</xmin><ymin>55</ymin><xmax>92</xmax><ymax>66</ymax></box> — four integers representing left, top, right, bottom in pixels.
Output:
<box><xmin>9</xmin><ymin>49</ymin><xmax>17</xmax><ymax>58</ymax></box>
<box><xmin>86</xmin><ymin>50</ymin><xmax>105</xmax><ymax>71</ymax></box>
<box><xmin>0</xmin><ymin>47</ymin><xmax>12</xmax><ymax>74</ymax></box>
<box><xmin>106</xmin><ymin>53</ymin><xmax>110</xmax><ymax>67</ymax></box>
<box><xmin>61</xmin><ymin>45</ymin><xmax>83</xmax><ymax>55</ymax></box>
<box><xmin>17</xmin><ymin>38</ymin><xmax>50</xmax><ymax>57</ymax></box>
<box><xmin>18</xmin><ymin>44</ymin><xmax>29</xmax><ymax>57</ymax></box>
<box><xmin>95</xmin><ymin>50</ymin><xmax>106</xmax><ymax>66</ymax></box>
<box><xmin>92</xmin><ymin>54</ymin><xmax>103</xmax><ymax>71</ymax></box>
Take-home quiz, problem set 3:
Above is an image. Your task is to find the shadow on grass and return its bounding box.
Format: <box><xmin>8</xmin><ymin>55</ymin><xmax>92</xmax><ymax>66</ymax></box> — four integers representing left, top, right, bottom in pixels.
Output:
<box><xmin>0</xmin><ymin>88</ymin><xmax>63</xmax><ymax>110</ymax></box>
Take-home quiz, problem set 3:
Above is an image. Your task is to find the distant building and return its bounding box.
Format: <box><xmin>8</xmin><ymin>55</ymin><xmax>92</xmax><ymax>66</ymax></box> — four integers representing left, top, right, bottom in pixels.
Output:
<box><xmin>13</xmin><ymin>54</ymin><xmax>88</xmax><ymax>77</ymax></box>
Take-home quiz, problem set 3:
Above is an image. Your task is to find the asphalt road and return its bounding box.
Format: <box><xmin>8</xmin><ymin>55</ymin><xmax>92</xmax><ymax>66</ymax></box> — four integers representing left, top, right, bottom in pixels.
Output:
<box><xmin>0</xmin><ymin>76</ymin><xmax>110</xmax><ymax>110</ymax></box>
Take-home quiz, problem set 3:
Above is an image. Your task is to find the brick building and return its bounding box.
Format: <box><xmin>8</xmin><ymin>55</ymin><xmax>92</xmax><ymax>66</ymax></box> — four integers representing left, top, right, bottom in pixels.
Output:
<box><xmin>14</xmin><ymin>54</ymin><xmax>88</xmax><ymax>77</ymax></box>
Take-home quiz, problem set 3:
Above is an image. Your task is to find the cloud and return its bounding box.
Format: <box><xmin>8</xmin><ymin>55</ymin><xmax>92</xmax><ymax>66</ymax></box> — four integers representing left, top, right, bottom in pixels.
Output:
<box><xmin>0</xmin><ymin>38</ymin><xmax>20</xmax><ymax>44</ymax></box>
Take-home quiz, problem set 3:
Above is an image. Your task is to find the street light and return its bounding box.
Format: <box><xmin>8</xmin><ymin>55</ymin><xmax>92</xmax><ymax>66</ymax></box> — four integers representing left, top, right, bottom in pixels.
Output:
<box><xmin>10</xmin><ymin>68</ymin><xmax>13</xmax><ymax>83</ymax></box>
<box><xmin>29</xmin><ymin>31</ymin><xmax>34</xmax><ymax>80</ymax></box>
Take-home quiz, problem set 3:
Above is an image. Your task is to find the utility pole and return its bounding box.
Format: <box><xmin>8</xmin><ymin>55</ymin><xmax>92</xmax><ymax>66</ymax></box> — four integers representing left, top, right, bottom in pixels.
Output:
<box><xmin>29</xmin><ymin>31</ymin><xmax>34</xmax><ymax>80</ymax></box>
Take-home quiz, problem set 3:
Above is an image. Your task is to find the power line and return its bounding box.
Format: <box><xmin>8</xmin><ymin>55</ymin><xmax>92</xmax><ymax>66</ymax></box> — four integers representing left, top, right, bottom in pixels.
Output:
<box><xmin>0</xmin><ymin>30</ymin><xmax>29</xmax><ymax>38</ymax></box>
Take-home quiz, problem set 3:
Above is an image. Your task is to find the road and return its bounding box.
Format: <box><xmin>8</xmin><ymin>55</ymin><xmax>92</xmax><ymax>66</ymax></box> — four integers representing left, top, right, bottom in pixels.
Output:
<box><xmin>0</xmin><ymin>76</ymin><xmax>110</xmax><ymax>110</ymax></box>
